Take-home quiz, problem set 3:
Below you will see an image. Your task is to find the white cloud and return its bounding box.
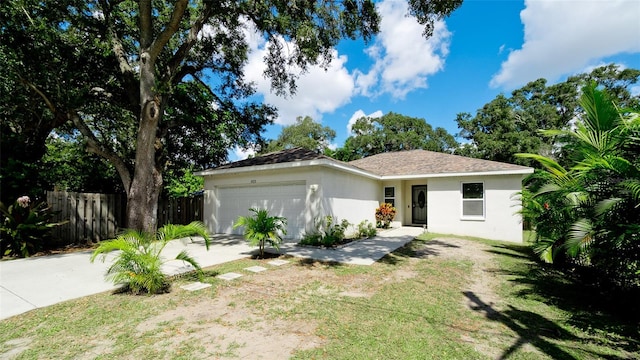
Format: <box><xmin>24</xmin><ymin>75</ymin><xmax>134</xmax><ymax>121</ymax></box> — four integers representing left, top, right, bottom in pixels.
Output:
<box><xmin>243</xmin><ymin>23</ymin><xmax>354</xmax><ymax>125</ymax></box>
<box><xmin>347</xmin><ymin>109</ymin><xmax>383</xmax><ymax>134</ymax></box>
<box><xmin>231</xmin><ymin>145</ymin><xmax>255</xmax><ymax>161</ymax></box>
<box><xmin>491</xmin><ymin>0</ymin><xmax>640</xmax><ymax>89</ymax></box>
<box><xmin>354</xmin><ymin>0</ymin><xmax>452</xmax><ymax>99</ymax></box>
<box><xmin>241</xmin><ymin>0</ymin><xmax>452</xmax><ymax>124</ymax></box>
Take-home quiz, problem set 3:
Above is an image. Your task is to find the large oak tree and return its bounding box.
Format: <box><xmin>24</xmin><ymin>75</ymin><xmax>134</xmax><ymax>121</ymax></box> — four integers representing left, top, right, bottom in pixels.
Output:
<box><xmin>2</xmin><ymin>0</ymin><xmax>462</xmax><ymax>232</ymax></box>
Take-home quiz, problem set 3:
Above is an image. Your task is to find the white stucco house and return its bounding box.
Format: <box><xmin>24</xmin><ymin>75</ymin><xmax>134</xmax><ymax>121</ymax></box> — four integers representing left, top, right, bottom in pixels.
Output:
<box><xmin>196</xmin><ymin>147</ymin><xmax>534</xmax><ymax>243</ymax></box>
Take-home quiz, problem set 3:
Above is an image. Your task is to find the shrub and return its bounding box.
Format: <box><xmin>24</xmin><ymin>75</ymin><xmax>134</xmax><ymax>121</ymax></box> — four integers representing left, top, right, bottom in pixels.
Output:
<box><xmin>375</xmin><ymin>203</ymin><xmax>396</xmax><ymax>229</ymax></box>
<box><xmin>90</xmin><ymin>221</ymin><xmax>210</xmax><ymax>294</ymax></box>
<box><xmin>233</xmin><ymin>208</ymin><xmax>287</xmax><ymax>258</ymax></box>
<box><xmin>300</xmin><ymin>216</ymin><xmax>352</xmax><ymax>247</ymax></box>
<box><xmin>357</xmin><ymin>220</ymin><xmax>377</xmax><ymax>238</ymax></box>
<box><xmin>0</xmin><ymin>196</ymin><xmax>65</xmax><ymax>258</ymax></box>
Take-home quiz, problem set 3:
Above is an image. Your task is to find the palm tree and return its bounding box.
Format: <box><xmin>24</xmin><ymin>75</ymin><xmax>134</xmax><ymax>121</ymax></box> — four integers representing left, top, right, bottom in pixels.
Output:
<box><xmin>90</xmin><ymin>221</ymin><xmax>211</xmax><ymax>294</ymax></box>
<box><xmin>518</xmin><ymin>82</ymin><xmax>640</xmax><ymax>288</ymax></box>
<box><xmin>233</xmin><ymin>208</ymin><xmax>287</xmax><ymax>258</ymax></box>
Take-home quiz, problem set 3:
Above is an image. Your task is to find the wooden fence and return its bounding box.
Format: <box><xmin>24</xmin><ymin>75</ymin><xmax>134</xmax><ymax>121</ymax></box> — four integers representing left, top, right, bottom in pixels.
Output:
<box><xmin>46</xmin><ymin>191</ymin><xmax>203</xmax><ymax>244</ymax></box>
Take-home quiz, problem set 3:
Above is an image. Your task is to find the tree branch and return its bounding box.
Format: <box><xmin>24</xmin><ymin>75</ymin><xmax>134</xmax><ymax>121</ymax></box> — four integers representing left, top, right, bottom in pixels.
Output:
<box><xmin>139</xmin><ymin>0</ymin><xmax>152</xmax><ymax>49</ymax></box>
<box><xmin>149</xmin><ymin>0</ymin><xmax>189</xmax><ymax>61</ymax></box>
<box><xmin>20</xmin><ymin>77</ymin><xmax>56</xmax><ymax>114</ymax></box>
<box><xmin>166</xmin><ymin>2</ymin><xmax>213</xmax><ymax>81</ymax></box>
<box><xmin>70</xmin><ymin>110</ymin><xmax>132</xmax><ymax>191</ymax></box>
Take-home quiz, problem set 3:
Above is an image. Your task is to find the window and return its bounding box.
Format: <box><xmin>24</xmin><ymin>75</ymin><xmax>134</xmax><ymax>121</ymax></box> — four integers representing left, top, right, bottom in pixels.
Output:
<box><xmin>384</xmin><ymin>186</ymin><xmax>395</xmax><ymax>207</ymax></box>
<box><xmin>461</xmin><ymin>182</ymin><xmax>484</xmax><ymax>219</ymax></box>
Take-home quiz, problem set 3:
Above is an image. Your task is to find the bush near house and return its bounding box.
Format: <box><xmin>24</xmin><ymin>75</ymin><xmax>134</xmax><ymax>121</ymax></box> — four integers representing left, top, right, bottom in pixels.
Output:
<box><xmin>357</xmin><ymin>220</ymin><xmax>377</xmax><ymax>238</ymax></box>
<box><xmin>375</xmin><ymin>203</ymin><xmax>396</xmax><ymax>228</ymax></box>
<box><xmin>300</xmin><ymin>216</ymin><xmax>352</xmax><ymax>247</ymax></box>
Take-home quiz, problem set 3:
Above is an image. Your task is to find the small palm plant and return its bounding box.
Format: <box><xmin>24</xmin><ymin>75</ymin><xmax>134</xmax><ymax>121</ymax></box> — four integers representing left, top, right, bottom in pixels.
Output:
<box><xmin>90</xmin><ymin>221</ymin><xmax>210</xmax><ymax>294</ymax></box>
<box><xmin>233</xmin><ymin>208</ymin><xmax>287</xmax><ymax>258</ymax></box>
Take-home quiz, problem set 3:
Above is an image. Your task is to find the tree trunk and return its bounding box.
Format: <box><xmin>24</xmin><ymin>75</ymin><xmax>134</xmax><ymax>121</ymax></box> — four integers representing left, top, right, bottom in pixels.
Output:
<box><xmin>126</xmin><ymin>50</ymin><xmax>163</xmax><ymax>234</ymax></box>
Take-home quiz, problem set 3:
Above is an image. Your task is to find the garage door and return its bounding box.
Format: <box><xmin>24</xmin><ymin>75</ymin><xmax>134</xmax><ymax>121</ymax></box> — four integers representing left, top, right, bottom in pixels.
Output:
<box><xmin>217</xmin><ymin>183</ymin><xmax>306</xmax><ymax>239</ymax></box>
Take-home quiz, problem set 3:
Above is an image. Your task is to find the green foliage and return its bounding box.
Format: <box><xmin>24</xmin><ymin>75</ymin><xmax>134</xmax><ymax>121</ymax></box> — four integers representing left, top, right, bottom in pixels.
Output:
<box><xmin>1</xmin><ymin>0</ymin><xmax>463</xmax><ymax>232</ymax></box>
<box><xmin>0</xmin><ymin>196</ymin><xmax>65</xmax><ymax>258</ymax></box>
<box><xmin>90</xmin><ymin>221</ymin><xmax>210</xmax><ymax>294</ymax></box>
<box><xmin>164</xmin><ymin>167</ymin><xmax>204</xmax><ymax>198</ymax></box>
<box><xmin>456</xmin><ymin>64</ymin><xmax>640</xmax><ymax>167</ymax></box>
<box><xmin>261</xmin><ymin>116</ymin><xmax>336</xmax><ymax>154</ymax></box>
<box><xmin>233</xmin><ymin>208</ymin><xmax>287</xmax><ymax>258</ymax></box>
<box><xmin>518</xmin><ymin>83</ymin><xmax>640</xmax><ymax>291</ymax></box>
<box><xmin>357</xmin><ymin>220</ymin><xmax>377</xmax><ymax>238</ymax></box>
<box><xmin>375</xmin><ymin>203</ymin><xmax>397</xmax><ymax>229</ymax></box>
<box><xmin>41</xmin><ymin>135</ymin><xmax>123</xmax><ymax>193</ymax></box>
<box><xmin>300</xmin><ymin>216</ymin><xmax>352</xmax><ymax>247</ymax></box>
<box><xmin>333</xmin><ymin>112</ymin><xmax>458</xmax><ymax>161</ymax></box>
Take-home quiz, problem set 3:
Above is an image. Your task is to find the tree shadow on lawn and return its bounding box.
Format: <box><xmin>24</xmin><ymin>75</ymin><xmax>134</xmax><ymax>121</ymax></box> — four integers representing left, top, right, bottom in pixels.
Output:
<box><xmin>485</xmin><ymin>243</ymin><xmax>640</xmax><ymax>356</ymax></box>
<box><xmin>379</xmin><ymin>239</ymin><xmax>461</xmax><ymax>265</ymax></box>
<box><xmin>294</xmin><ymin>257</ymin><xmax>344</xmax><ymax>268</ymax></box>
<box><xmin>464</xmin><ymin>291</ymin><xmax>626</xmax><ymax>360</ymax></box>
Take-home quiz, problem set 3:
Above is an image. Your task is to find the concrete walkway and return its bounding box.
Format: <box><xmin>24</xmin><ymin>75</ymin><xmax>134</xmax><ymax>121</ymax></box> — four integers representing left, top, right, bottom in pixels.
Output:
<box><xmin>0</xmin><ymin>227</ymin><xmax>423</xmax><ymax>321</ymax></box>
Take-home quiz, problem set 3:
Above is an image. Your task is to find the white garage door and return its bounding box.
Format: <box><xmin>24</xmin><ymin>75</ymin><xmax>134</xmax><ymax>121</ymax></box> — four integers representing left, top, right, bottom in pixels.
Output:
<box><xmin>217</xmin><ymin>183</ymin><xmax>306</xmax><ymax>239</ymax></box>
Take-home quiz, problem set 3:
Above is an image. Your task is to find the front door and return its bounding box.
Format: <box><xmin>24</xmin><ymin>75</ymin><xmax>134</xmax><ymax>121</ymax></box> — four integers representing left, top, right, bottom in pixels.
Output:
<box><xmin>412</xmin><ymin>185</ymin><xmax>427</xmax><ymax>225</ymax></box>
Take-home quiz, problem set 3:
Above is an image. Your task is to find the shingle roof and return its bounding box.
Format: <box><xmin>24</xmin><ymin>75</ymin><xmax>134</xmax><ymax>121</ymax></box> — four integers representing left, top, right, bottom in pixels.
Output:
<box><xmin>214</xmin><ymin>147</ymin><xmax>329</xmax><ymax>170</ymax></box>
<box><xmin>207</xmin><ymin>147</ymin><xmax>531</xmax><ymax>176</ymax></box>
<box><xmin>348</xmin><ymin>149</ymin><xmax>531</xmax><ymax>176</ymax></box>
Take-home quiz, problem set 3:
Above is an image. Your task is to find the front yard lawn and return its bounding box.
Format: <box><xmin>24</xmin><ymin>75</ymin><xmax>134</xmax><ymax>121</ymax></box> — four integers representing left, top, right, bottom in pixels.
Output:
<box><xmin>1</xmin><ymin>234</ymin><xmax>637</xmax><ymax>359</ymax></box>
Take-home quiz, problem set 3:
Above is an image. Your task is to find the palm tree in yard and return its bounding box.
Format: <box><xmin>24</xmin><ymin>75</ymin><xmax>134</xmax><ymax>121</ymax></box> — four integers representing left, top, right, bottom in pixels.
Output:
<box><xmin>519</xmin><ymin>83</ymin><xmax>640</xmax><ymax>288</ymax></box>
<box><xmin>234</xmin><ymin>208</ymin><xmax>287</xmax><ymax>259</ymax></box>
<box><xmin>91</xmin><ymin>221</ymin><xmax>210</xmax><ymax>294</ymax></box>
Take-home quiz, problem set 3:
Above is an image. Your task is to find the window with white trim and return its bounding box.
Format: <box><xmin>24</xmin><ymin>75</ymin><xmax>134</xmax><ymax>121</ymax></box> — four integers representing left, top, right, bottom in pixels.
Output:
<box><xmin>461</xmin><ymin>182</ymin><xmax>484</xmax><ymax>219</ymax></box>
<box><xmin>384</xmin><ymin>186</ymin><xmax>395</xmax><ymax>207</ymax></box>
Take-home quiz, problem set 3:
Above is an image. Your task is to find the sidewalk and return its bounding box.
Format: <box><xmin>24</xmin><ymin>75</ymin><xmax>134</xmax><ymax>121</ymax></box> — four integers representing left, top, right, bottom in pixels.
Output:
<box><xmin>0</xmin><ymin>227</ymin><xmax>423</xmax><ymax>320</ymax></box>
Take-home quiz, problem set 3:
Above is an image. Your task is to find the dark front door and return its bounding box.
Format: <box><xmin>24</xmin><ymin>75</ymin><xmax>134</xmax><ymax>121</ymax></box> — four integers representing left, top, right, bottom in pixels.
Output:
<box><xmin>412</xmin><ymin>185</ymin><xmax>427</xmax><ymax>225</ymax></box>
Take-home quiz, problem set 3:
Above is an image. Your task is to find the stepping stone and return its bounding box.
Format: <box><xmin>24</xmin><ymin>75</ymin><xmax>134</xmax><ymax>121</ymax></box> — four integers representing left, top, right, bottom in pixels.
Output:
<box><xmin>244</xmin><ymin>266</ymin><xmax>267</xmax><ymax>273</ymax></box>
<box><xmin>180</xmin><ymin>282</ymin><xmax>212</xmax><ymax>291</ymax></box>
<box><xmin>268</xmin><ymin>259</ymin><xmax>290</xmax><ymax>266</ymax></box>
<box><xmin>217</xmin><ymin>272</ymin><xmax>243</xmax><ymax>281</ymax></box>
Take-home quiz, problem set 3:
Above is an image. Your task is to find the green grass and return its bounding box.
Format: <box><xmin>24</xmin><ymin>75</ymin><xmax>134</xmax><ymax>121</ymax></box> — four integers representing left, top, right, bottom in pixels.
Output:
<box><xmin>1</xmin><ymin>235</ymin><xmax>638</xmax><ymax>359</ymax></box>
<box><xmin>485</xmin><ymin>243</ymin><xmax>639</xmax><ymax>359</ymax></box>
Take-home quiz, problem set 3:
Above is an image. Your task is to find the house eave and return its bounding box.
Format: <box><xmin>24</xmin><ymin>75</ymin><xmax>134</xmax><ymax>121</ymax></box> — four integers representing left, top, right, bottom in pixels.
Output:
<box><xmin>380</xmin><ymin>168</ymin><xmax>534</xmax><ymax>180</ymax></box>
<box><xmin>195</xmin><ymin>158</ymin><xmax>380</xmax><ymax>179</ymax></box>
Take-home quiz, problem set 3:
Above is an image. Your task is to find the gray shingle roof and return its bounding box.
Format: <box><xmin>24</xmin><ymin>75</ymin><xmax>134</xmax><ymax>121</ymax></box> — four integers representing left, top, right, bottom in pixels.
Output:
<box><xmin>208</xmin><ymin>147</ymin><xmax>531</xmax><ymax>176</ymax></box>
<box><xmin>214</xmin><ymin>147</ymin><xmax>329</xmax><ymax>170</ymax></box>
<box><xmin>348</xmin><ymin>149</ymin><xmax>530</xmax><ymax>176</ymax></box>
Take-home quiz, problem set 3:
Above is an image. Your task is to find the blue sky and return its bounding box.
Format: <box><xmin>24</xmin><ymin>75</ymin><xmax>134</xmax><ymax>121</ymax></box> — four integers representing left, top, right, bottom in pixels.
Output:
<box><xmin>233</xmin><ymin>0</ymin><xmax>640</xmax><ymax>159</ymax></box>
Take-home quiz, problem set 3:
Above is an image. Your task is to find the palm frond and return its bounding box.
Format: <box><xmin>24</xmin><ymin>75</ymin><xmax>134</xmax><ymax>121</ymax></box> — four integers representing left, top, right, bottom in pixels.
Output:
<box><xmin>620</xmin><ymin>179</ymin><xmax>640</xmax><ymax>203</ymax></box>
<box><xmin>516</xmin><ymin>153</ymin><xmax>568</xmax><ymax>178</ymax></box>
<box><xmin>565</xmin><ymin>218</ymin><xmax>595</xmax><ymax>258</ymax></box>
<box><xmin>531</xmin><ymin>237</ymin><xmax>557</xmax><ymax>264</ymax></box>
<box><xmin>579</xmin><ymin>82</ymin><xmax>619</xmax><ymax>132</ymax></box>
<box><xmin>174</xmin><ymin>250</ymin><xmax>202</xmax><ymax>272</ymax></box>
<box><xmin>594</xmin><ymin>197</ymin><xmax>623</xmax><ymax>216</ymax></box>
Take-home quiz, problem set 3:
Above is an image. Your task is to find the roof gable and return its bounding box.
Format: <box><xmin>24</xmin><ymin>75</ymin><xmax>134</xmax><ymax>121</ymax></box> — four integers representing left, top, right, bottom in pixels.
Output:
<box><xmin>348</xmin><ymin>150</ymin><xmax>531</xmax><ymax>176</ymax></box>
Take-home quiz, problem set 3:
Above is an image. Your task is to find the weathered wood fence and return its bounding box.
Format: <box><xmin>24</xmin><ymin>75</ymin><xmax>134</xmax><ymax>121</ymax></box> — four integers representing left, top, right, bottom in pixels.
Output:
<box><xmin>46</xmin><ymin>191</ymin><xmax>203</xmax><ymax>244</ymax></box>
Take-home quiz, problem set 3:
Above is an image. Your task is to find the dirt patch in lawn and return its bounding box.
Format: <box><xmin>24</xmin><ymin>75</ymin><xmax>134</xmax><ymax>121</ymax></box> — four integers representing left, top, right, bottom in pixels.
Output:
<box><xmin>418</xmin><ymin>237</ymin><xmax>500</xmax><ymax>309</ymax></box>
<box><xmin>413</xmin><ymin>237</ymin><xmax>506</xmax><ymax>358</ymax></box>
<box><xmin>139</xmin><ymin>238</ymin><xmax>504</xmax><ymax>359</ymax></box>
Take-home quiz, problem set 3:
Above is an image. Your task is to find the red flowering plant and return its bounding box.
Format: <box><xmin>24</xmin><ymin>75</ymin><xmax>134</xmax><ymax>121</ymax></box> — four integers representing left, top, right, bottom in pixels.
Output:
<box><xmin>375</xmin><ymin>203</ymin><xmax>397</xmax><ymax>229</ymax></box>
